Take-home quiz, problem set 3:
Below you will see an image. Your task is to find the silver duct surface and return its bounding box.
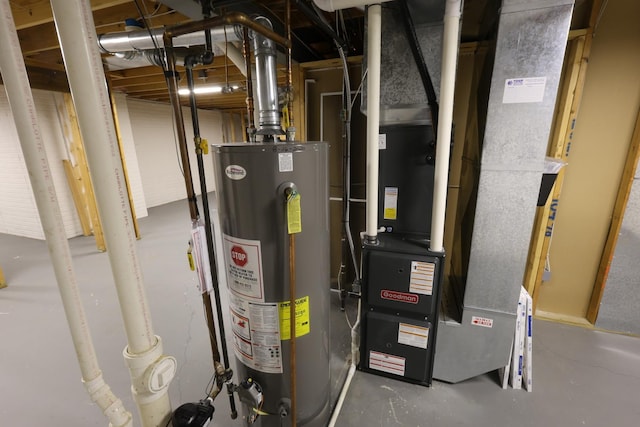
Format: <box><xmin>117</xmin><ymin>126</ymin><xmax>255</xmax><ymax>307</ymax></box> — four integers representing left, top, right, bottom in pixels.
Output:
<box><xmin>434</xmin><ymin>0</ymin><xmax>574</xmax><ymax>383</ymax></box>
<box><xmin>362</xmin><ymin>0</ymin><xmax>445</xmax><ymax>125</ymax></box>
<box><xmin>252</xmin><ymin>17</ymin><xmax>283</xmax><ymax>136</ymax></box>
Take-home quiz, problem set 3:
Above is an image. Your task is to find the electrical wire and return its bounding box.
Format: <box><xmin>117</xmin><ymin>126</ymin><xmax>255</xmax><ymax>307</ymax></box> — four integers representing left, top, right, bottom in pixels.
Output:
<box><xmin>336</xmin><ymin>43</ymin><xmax>360</xmax><ymax>283</ymax></box>
<box><xmin>171</xmin><ymin>107</ymin><xmax>185</xmax><ymax>178</ymax></box>
<box><xmin>133</xmin><ymin>0</ymin><xmax>167</xmax><ymax>71</ymax></box>
<box><xmin>351</xmin><ymin>68</ymin><xmax>367</xmax><ymax>109</ymax></box>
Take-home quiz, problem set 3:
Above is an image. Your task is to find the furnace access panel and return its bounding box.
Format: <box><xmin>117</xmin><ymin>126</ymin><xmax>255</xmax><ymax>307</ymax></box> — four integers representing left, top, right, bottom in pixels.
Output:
<box><xmin>360</xmin><ymin>234</ymin><xmax>443</xmax><ymax>386</ymax></box>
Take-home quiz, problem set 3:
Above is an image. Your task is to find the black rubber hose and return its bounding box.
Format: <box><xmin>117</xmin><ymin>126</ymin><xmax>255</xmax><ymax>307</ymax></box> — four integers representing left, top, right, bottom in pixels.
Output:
<box><xmin>399</xmin><ymin>0</ymin><xmax>439</xmax><ymax>133</ymax></box>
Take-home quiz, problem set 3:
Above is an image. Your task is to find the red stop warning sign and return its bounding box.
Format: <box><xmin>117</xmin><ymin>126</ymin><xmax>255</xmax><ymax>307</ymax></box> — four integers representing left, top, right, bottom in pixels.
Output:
<box><xmin>230</xmin><ymin>245</ymin><xmax>248</xmax><ymax>267</ymax></box>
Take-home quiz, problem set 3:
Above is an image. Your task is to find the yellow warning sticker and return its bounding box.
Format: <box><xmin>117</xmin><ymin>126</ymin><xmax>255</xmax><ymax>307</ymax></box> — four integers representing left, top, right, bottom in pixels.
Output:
<box><xmin>278</xmin><ymin>296</ymin><xmax>310</xmax><ymax>340</ymax></box>
<box><xmin>383</xmin><ymin>187</ymin><xmax>398</xmax><ymax>220</ymax></box>
<box><xmin>287</xmin><ymin>192</ymin><xmax>302</xmax><ymax>234</ymax></box>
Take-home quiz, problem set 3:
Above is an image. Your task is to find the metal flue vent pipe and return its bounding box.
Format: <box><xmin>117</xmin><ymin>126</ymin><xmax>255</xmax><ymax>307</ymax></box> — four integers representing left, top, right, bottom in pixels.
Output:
<box><xmin>252</xmin><ymin>16</ymin><xmax>284</xmax><ymax>137</ymax></box>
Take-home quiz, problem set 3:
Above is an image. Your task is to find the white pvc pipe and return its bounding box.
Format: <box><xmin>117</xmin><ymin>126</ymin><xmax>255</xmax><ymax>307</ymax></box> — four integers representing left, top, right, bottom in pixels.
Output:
<box><xmin>313</xmin><ymin>0</ymin><xmax>392</xmax><ymax>12</ymax></box>
<box><xmin>50</xmin><ymin>0</ymin><xmax>175</xmax><ymax>425</ymax></box>
<box><xmin>365</xmin><ymin>4</ymin><xmax>382</xmax><ymax>241</ymax></box>
<box><xmin>327</xmin><ymin>298</ymin><xmax>361</xmax><ymax>427</ymax></box>
<box><xmin>0</xmin><ymin>2</ymin><xmax>131</xmax><ymax>426</ymax></box>
<box><xmin>430</xmin><ymin>0</ymin><xmax>462</xmax><ymax>253</ymax></box>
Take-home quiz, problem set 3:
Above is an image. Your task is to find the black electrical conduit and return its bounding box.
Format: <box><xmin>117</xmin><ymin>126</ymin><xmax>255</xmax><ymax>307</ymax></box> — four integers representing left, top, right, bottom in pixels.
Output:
<box><xmin>398</xmin><ymin>0</ymin><xmax>440</xmax><ymax>133</ymax></box>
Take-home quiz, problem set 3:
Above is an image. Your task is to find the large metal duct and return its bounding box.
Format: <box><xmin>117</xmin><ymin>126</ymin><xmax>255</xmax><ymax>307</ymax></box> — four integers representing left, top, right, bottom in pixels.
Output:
<box><xmin>98</xmin><ymin>26</ymin><xmax>239</xmax><ymax>53</ymax></box>
<box><xmin>433</xmin><ymin>0</ymin><xmax>575</xmax><ymax>383</ymax></box>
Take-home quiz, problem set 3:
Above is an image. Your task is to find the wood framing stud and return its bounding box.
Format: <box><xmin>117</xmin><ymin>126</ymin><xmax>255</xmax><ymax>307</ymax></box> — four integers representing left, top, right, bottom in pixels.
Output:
<box><xmin>0</xmin><ymin>266</ymin><xmax>6</xmax><ymax>289</ymax></box>
<box><xmin>58</xmin><ymin>94</ymin><xmax>106</xmax><ymax>251</ymax></box>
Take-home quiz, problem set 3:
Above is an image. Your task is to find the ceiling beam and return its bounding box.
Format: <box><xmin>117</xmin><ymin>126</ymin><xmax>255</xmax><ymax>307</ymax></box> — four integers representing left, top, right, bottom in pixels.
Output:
<box><xmin>11</xmin><ymin>0</ymin><xmax>145</xmax><ymax>30</ymax></box>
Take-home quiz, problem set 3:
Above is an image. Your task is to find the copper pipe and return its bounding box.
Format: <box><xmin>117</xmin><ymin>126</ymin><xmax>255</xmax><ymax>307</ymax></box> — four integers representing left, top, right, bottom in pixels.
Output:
<box><xmin>242</xmin><ymin>27</ymin><xmax>255</xmax><ymax>139</ymax></box>
<box><xmin>285</xmin><ymin>0</ymin><xmax>295</xmax><ymax>135</ymax></box>
<box><xmin>163</xmin><ymin>34</ymin><xmax>220</xmax><ymax>363</ymax></box>
<box><xmin>162</xmin><ymin>35</ymin><xmax>198</xmax><ymax>220</ymax></box>
<box><xmin>289</xmin><ymin>232</ymin><xmax>297</xmax><ymax>427</ymax></box>
<box><xmin>166</xmin><ymin>11</ymin><xmax>290</xmax><ymax>48</ymax></box>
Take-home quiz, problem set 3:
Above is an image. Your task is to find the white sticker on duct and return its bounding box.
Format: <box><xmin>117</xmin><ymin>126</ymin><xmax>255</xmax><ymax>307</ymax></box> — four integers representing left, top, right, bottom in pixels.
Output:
<box><xmin>409</xmin><ymin>261</ymin><xmax>434</xmax><ymax>296</ymax></box>
<box><xmin>278</xmin><ymin>152</ymin><xmax>293</xmax><ymax>172</ymax></box>
<box><xmin>503</xmin><ymin>76</ymin><xmax>546</xmax><ymax>104</ymax></box>
<box><xmin>225</xmin><ymin>164</ymin><xmax>247</xmax><ymax>180</ymax></box>
<box><xmin>223</xmin><ymin>234</ymin><xmax>264</xmax><ymax>301</ymax></box>
<box><xmin>398</xmin><ymin>323</ymin><xmax>429</xmax><ymax>349</ymax></box>
<box><xmin>369</xmin><ymin>351</ymin><xmax>405</xmax><ymax>377</ymax></box>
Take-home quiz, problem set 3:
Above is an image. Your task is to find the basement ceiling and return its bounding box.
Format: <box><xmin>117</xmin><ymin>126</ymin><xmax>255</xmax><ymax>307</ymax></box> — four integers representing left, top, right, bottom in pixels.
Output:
<box><xmin>6</xmin><ymin>0</ymin><xmax>594</xmax><ymax>111</ymax></box>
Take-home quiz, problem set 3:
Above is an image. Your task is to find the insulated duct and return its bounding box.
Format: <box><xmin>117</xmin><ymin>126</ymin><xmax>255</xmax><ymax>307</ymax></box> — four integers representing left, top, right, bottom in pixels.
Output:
<box><xmin>314</xmin><ymin>0</ymin><xmax>392</xmax><ymax>12</ymax></box>
<box><xmin>98</xmin><ymin>27</ymin><xmax>239</xmax><ymax>54</ymax></box>
<box><xmin>252</xmin><ymin>16</ymin><xmax>284</xmax><ymax>137</ymax></box>
<box><xmin>99</xmin><ymin>26</ymin><xmax>247</xmax><ymax>75</ymax></box>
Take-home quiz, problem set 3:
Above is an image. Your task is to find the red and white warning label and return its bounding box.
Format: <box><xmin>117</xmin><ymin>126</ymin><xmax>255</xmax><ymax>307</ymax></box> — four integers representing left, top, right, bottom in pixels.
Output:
<box><xmin>223</xmin><ymin>234</ymin><xmax>264</xmax><ymax>301</ymax></box>
<box><xmin>471</xmin><ymin>316</ymin><xmax>494</xmax><ymax>328</ymax></box>
<box><xmin>398</xmin><ymin>323</ymin><xmax>429</xmax><ymax>349</ymax></box>
<box><xmin>409</xmin><ymin>261</ymin><xmax>434</xmax><ymax>296</ymax></box>
<box><xmin>229</xmin><ymin>292</ymin><xmax>282</xmax><ymax>374</ymax></box>
<box><xmin>369</xmin><ymin>351</ymin><xmax>405</xmax><ymax>377</ymax></box>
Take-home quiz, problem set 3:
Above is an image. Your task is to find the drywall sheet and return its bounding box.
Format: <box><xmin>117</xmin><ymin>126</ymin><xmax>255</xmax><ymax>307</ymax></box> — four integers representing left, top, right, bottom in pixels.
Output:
<box><xmin>596</xmin><ymin>169</ymin><xmax>640</xmax><ymax>335</ymax></box>
<box><xmin>537</xmin><ymin>0</ymin><xmax>640</xmax><ymax>319</ymax></box>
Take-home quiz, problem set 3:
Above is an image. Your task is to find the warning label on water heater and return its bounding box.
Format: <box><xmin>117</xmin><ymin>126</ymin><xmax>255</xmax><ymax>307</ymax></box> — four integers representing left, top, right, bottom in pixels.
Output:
<box><xmin>229</xmin><ymin>292</ymin><xmax>283</xmax><ymax>374</ymax></box>
<box><xmin>223</xmin><ymin>234</ymin><xmax>264</xmax><ymax>302</ymax></box>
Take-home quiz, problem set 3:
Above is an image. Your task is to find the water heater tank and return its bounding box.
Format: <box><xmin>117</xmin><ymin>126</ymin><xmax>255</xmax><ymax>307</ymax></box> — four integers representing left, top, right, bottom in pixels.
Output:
<box><xmin>212</xmin><ymin>142</ymin><xmax>330</xmax><ymax>427</ymax></box>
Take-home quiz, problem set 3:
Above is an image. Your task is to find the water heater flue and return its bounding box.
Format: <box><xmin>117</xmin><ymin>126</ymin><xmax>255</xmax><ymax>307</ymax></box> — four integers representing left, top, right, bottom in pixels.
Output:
<box><xmin>251</xmin><ymin>16</ymin><xmax>284</xmax><ymax>138</ymax></box>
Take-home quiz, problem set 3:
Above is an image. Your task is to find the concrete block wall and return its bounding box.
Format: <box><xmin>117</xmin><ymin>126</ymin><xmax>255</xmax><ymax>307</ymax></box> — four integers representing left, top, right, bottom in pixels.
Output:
<box><xmin>1</xmin><ymin>88</ymin><xmax>222</xmax><ymax>240</ymax></box>
<box><xmin>126</xmin><ymin>98</ymin><xmax>221</xmax><ymax>209</ymax></box>
<box><xmin>0</xmin><ymin>88</ymin><xmax>80</xmax><ymax>239</ymax></box>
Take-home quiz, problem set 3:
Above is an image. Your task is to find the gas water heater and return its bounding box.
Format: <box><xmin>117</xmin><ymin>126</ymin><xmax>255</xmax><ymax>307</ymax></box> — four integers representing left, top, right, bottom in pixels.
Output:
<box><xmin>212</xmin><ymin>142</ymin><xmax>331</xmax><ymax>427</ymax></box>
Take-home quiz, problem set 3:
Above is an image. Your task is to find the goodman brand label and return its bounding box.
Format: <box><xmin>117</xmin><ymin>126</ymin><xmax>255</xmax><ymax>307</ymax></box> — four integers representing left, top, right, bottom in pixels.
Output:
<box><xmin>380</xmin><ymin>289</ymin><xmax>419</xmax><ymax>304</ymax></box>
<box><xmin>225</xmin><ymin>165</ymin><xmax>247</xmax><ymax>180</ymax></box>
<box><xmin>471</xmin><ymin>316</ymin><xmax>494</xmax><ymax>328</ymax></box>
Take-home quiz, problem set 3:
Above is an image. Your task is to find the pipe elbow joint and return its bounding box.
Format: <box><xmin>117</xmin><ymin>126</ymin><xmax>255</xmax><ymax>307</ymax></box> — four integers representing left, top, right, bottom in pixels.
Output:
<box><xmin>83</xmin><ymin>374</ymin><xmax>133</xmax><ymax>427</ymax></box>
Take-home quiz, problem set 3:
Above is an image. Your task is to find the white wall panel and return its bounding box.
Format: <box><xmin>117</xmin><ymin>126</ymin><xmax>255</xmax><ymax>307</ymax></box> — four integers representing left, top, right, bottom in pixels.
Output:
<box><xmin>0</xmin><ymin>87</ymin><xmax>81</xmax><ymax>239</ymax></box>
<box><xmin>113</xmin><ymin>93</ymin><xmax>148</xmax><ymax>218</ymax></box>
<box><xmin>1</xmin><ymin>87</ymin><xmax>222</xmax><ymax>239</ymax></box>
<box><xmin>126</xmin><ymin>98</ymin><xmax>221</xmax><ymax>208</ymax></box>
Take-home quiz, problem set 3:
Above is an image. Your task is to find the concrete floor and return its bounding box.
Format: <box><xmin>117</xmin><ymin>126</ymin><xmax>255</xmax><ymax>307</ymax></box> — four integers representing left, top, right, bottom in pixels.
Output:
<box><xmin>1</xmin><ymin>199</ymin><xmax>639</xmax><ymax>427</ymax></box>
